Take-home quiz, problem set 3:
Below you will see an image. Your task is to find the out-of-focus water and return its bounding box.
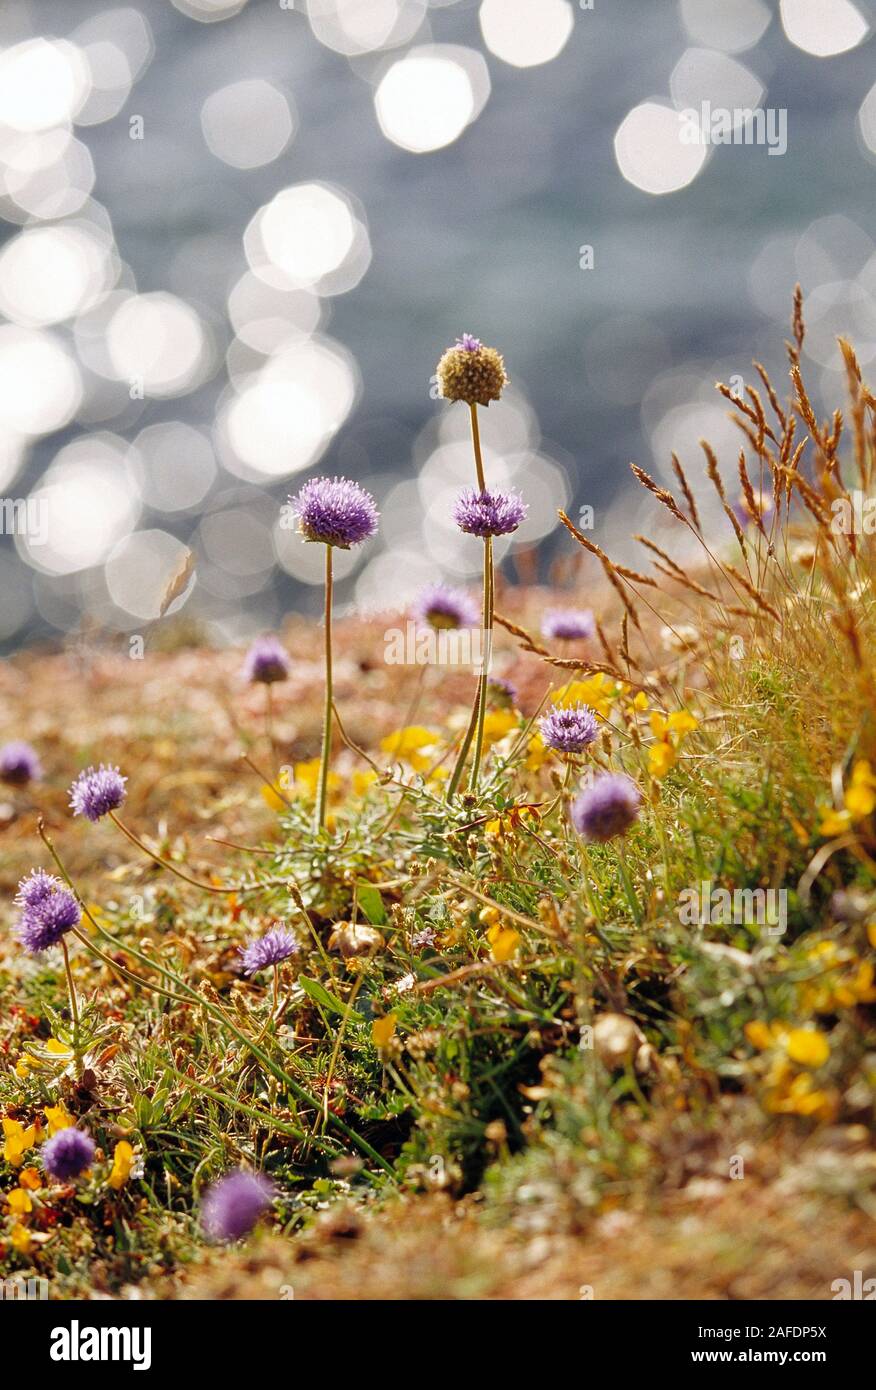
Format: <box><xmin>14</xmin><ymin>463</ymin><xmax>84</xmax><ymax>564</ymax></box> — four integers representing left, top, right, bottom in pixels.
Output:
<box><xmin>0</xmin><ymin>0</ymin><xmax>874</xmax><ymax>649</ymax></box>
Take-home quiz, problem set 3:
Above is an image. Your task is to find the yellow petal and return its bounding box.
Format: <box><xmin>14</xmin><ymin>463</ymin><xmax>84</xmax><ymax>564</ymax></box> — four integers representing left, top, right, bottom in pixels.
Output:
<box><xmin>44</xmin><ymin>1102</ymin><xmax>74</xmax><ymax>1136</ymax></box>
<box><xmin>488</xmin><ymin>928</ymin><xmax>521</xmax><ymax>964</ymax></box>
<box><xmin>648</xmin><ymin>742</ymin><xmax>676</xmax><ymax>779</ymax></box>
<box><xmin>10</xmin><ymin>1224</ymin><xmax>32</xmax><ymax>1255</ymax></box>
<box><xmin>371</xmin><ymin>1014</ymin><xmax>397</xmax><ymax>1048</ymax></box>
<box><xmin>744</xmin><ymin>1020</ymin><xmax>774</xmax><ymax>1051</ymax></box>
<box><xmin>6</xmin><ymin>1188</ymin><xmax>32</xmax><ymax>1215</ymax></box>
<box><xmin>785</xmin><ymin>1028</ymin><xmax>830</xmax><ymax>1068</ymax></box>
<box><xmin>108</xmin><ymin>1140</ymin><xmax>135</xmax><ymax>1191</ymax></box>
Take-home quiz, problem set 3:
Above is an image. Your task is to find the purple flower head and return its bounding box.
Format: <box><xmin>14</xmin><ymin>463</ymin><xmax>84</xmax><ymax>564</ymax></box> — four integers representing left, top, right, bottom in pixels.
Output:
<box><xmin>69</xmin><ymin>764</ymin><xmax>127</xmax><ymax>822</ymax></box>
<box><xmin>538</xmin><ymin>703</ymin><xmax>599</xmax><ymax>754</ymax></box>
<box><xmin>242</xmin><ymin>635</ymin><xmax>290</xmax><ymax>685</ymax></box>
<box><xmin>42</xmin><ymin>1127</ymin><xmax>95</xmax><ymax>1180</ymax></box>
<box><xmin>457</xmin><ymin>334</ymin><xmax>482</xmax><ymax>353</ymax></box>
<box><xmin>201</xmin><ymin>1168</ymin><xmax>274</xmax><ymax>1242</ymax></box>
<box><xmin>15</xmin><ymin>868</ymin><xmax>61</xmax><ymax>910</ymax></box>
<box><xmin>15</xmin><ymin>871</ymin><xmax>81</xmax><ymax>953</ymax></box>
<box><xmin>453</xmin><ymin>489</ymin><xmax>527</xmax><ymax>539</ymax></box>
<box><xmin>488</xmin><ymin>676</ymin><xmax>518</xmax><ymax>708</ymax></box>
<box><xmin>411</xmin><ymin>584</ymin><xmax>479</xmax><ymax>632</ymax></box>
<box><xmin>239</xmin><ymin>927</ymin><xmax>300</xmax><ymax>977</ymax></box>
<box><xmin>570</xmin><ymin>772</ymin><xmax>642</xmax><ymax>843</ymax></box>
<box><xmin>290</xmin><ymin>476</ymin><xmax>379</xmax><ymax>550</ymax></box>
<box><xmin>0</xmin><ymin>741</ymin><xmax>42</xmax><ymax>786</ymax></box>
<box><xmin>541</xmin><ymin>609</ymin><xmax>595</xmax><ymax>643</ymax></box>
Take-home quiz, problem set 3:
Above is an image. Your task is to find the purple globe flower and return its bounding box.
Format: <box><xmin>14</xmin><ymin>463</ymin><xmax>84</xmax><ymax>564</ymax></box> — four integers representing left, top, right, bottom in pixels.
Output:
<box><xmin>541</xmin><ymin>609</ymin><xmax>595</xmax><ymax>642</ymax></box>
<box><xmin>42</xmin><ymin>1127</ymin><xmax>95</xmax><ymax>1180</ymax></box>
<box><xmin>69</xmin><ymin>765</ymin><xmax>127</xmax><ymax>822</ymax></box>
<box><xmin>411</xmin><ymin>584</ymin><xmax>479</xmax><ymax>631</ymax></box>
<box><xmin>239</xmin><ymin>927</ymin><xmax>300</xmax><ymax>977</ymax></box>
<box><xmin>538</xmin><ymin>703</ymin><xmax>599</xmax><ymax>754</ymax></box>
<box><xmin>0</xmin><ymin>741</ymin><xmax>42</xmax><ymax>786</ymax></box>
<box><xmin>290</xmin><ymin>476</ymin><xmax>379</xmax><ymax>550</ymax></box>
<box><xmin>201</xmin><ymin>1169</ymin><xmax>274</xmax><ymax>1242</ymax></box>
<box><xmin>242</xmin><ymin>635</ymin><xmax>290</xmax><ymax>685</ymax></box>
<box><xmin>15</xmin><ymin>871</ymin><xmax>81</xmax><ymax>953</ymax></box>
<box><xmin>15</xmin><ymin>868</ymin><xmax>61</xmax><ymax>910</ymax></box>
<box><xmin>453</xmin><ymin>489</ymin><xmax>527</xmax><ymax>539</ymax></box>
<box><xmin>570</xmin><ymin>772</ymin><xmax>642</xmax><ymax>843</ymax></box>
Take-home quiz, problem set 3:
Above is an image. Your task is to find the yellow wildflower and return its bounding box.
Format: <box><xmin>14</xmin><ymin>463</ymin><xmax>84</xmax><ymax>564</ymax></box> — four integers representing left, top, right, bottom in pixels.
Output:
<box><xmin>631</xmin><ymin>691</ymin><xmax>649</xmax><ymax>713</ymax></box>
<box><xmin>487</xmin><ymin>923</ymin><xmax>521</xmax><ymax>963</ymax></box>
<box><xmin>481</xmin><ymin>710</ymin><xmax>517</xmax><ymax>747</ymax></box>
<box><xmin>744</xmin><ymin>1020</ymin><xmax>776</xmax><ymax>1051</ymax></box>
<box><xmin>2</xmin><ymin>1119</ymin><xmax>38</xmax><ymax>1168</ymax></box>
<box><xmin>785</xmin><ymin>1028</ymin><xmax>830</xmax><ymax>1068</ymax></box>
<box><xmin>819</xmin><ymin>760</ymin><xmax>876</xmax><ymax>836</ymax></box>
<box><xmin>108</xmin><ymin>1140</ymin><xmax>135</xmax><ymax>1191</ymax></box>
<box><xmin>380</xmin><ymin>726</ymin><xmax>440</xmax><ymax>773</ymax></box>
<box><xmin>352</xmin><ymin>769</ymin><xmax>378</xmax><ymax>797</ymax></box>
<box><xmin>260</xmin><ymin>783</ymin><xmax>287</xmax><ymax>813</ymax></box>
<box><xmin>6</xmin><ymin>1187</ymin><xmax>32</xmax><ymax>1215</ymax></box>
<box><xmin>371</xmin><ymin>1014</ymin><xmax>397</xmax><ymax>1048</ymax></box>
<box><xmin>44</xmin><ymin>1102</ymin><xmax>74</xmax><ymax>1137</ymax></box>
<box><xmin>648</xmin><ymin>741</ymin><xmax>676</xmax><ymax>779</ymax></box>
<box><xmin>10</xmin><ymin>1224</ymin><xmax>32</xmax><ymax>1255</ymax></box>
<box><xmin>14</xmin><ymin>1059</ymin><xmax>30</xmax><ymax>1080</ymax></box>
<box><xmin>555</xmin><ymin>675</ymin><xmax>620</xmax><ymax>718</ymax></box>
<box><xmin>485</xmin><ymin>804</ymin><xmax>541</xmax><ymax>840</ymax></box>
<box><xmin>18</xmin><ymin>1168</ymin><xmax>40</xmax><ymax>1191</ymax></box>
<box><xmin>293</xmin><ymin>758</ymin><xmax>341</xmax><ymax>800</ymax></box>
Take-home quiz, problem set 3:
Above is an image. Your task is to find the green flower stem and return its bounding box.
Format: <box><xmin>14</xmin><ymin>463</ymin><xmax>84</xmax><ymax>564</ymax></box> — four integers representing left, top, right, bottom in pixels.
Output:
<box><xmin>446</xmin><ymin>402</ymin><xmax>493</xmax><ymax>800</ymax></box>
<box><xmin>468</xmin><ymin>535</ymin><xmax>493</xmax><ymax>792</ymax></box>
<box><xmin>108</xmin><ymin>812</ymin><xmax>256</xmax><ymax>896</ymax></box>
<box><xmin>315</xmin><ymin>543</ymin><xmax>334</xmax><ymax>833</ymax></box>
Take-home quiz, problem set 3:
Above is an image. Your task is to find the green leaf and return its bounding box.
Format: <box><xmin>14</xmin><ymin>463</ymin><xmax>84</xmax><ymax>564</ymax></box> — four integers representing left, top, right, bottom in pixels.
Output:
<box><xmin>298</xmin><ymin>975</ymin><xmax>364</xmax><ymax>1023</ymax></box>
<box><xmin>356</xmin><ymin>880</ymin><xmax>387</xmax><ymax>925</ymax></box>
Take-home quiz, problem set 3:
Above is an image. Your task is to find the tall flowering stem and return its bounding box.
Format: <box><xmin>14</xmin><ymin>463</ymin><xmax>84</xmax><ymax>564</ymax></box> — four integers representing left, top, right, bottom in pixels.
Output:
<box><xmin>435</xmin><ymin>336</ymin><xmax>511</xmax><ymax>800</ymax></box>
<box><xmin>447</xmin><ymin>404</ymin><xmax>490</xmax><ymax>799</ymax></box>
<box><xmin>316</xmin><ymin>543</ymin><xmax>334</xmax><ymax>833</ymax></box>
<box><xmin>287</xmin><ymin>475</ymin><xmax>378</xmax><ymax>831</ymax></box>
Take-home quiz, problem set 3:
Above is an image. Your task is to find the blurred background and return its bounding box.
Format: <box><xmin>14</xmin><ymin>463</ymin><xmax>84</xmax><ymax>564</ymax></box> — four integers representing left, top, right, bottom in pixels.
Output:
<box><xmin>0</xmin><ymin>0</ymin><xmax>874</xmax><ymax>650</ymax></box>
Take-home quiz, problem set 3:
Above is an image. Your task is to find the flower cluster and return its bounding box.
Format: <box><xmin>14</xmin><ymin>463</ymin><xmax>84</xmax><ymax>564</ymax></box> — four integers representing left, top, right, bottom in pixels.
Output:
<box><xmin>412</xmin><ymin>584</ymin><xmax>478</xmax><ymax>631</ymax></box>
<box><xmin>201</xmin><ymin>1169</ymin><xmax>274</xmax><ymax>1242</ymax></box>
<box><xmin>290</xmin><ymin>475</ymin><xmax>378</xmax><ymax>549</ymax></box>
<box><xmin>541</xmin><ymin>608</ymin><xmax>595</xmax><ymax>642</ymax></box>
<box><xmin>452</xmin><ymin>489</ymin><xmax>527</xmax><ymax>538</ymax></box>
<box><xmin>69</xmin><ymin>764</ymin><xmax>127</xmax><ymax>822</ymax></box>
<box><xmin>239</xmin><ymin>927</ymin><xmax>300</xmax><ymax>977</ymax></box>
<box><xmin>242</xmin><ymin>635</ymin><xmax>290</xmax><ymax>685</ymax></box>
<box><xmin>15</xmin><ymin>871</ymin><xmax>81</xmax><ymax>953</ymax></box>
<box><xmin>570</xmin><ymin>772</ymin><xmax>641</xmax><ymax>842</ymax></box>
<box><xmin>42</xmin><ymin>1127</ymin><xmax>95</xmax><ymax>1180</ymax></box>
<box><xmin>0</xmin><ymin>740</ymin><xmax>42</xmax><ymax>785</ymax></box>
<box><xmin>436</xmin><ymin>335</ymin><xmax>508</xmax><ymax>407</ymax></box>
<box><xmin>538</xmin><ymin>703</ymin><xmax>599</xmax><ymax>754</ymax></box>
